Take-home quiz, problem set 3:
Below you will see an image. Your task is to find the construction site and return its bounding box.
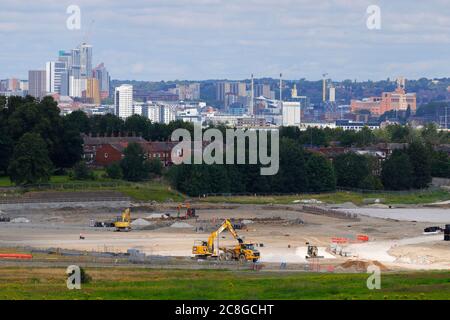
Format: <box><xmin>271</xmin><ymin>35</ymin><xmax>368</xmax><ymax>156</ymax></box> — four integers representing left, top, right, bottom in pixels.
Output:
<box><xmin>1</xmin><ymin>190</ymin><xmax>449</xmax><ymax>273</ymax></box>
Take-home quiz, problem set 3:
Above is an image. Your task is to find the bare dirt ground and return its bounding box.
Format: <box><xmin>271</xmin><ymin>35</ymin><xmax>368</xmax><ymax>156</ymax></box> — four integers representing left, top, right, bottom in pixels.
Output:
<box><xmin>0</xmin><ymin>202</ymin><xmax>448</xmax><ymax>271</ymax></box>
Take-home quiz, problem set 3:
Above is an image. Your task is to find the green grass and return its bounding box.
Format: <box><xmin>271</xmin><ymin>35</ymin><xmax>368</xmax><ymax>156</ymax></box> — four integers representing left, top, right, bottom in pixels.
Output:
<box><xmin>0</xmin><ymin>176</ymin><xmax>12</xmax><ymax>187</ymax></box>
<box><xmin>2</xmin><ymin>172</ymin><xmax>448</xmax><ymax>205</ymax></box>
<box><xmin>117</xmin><ymin>181</ymin><xmax>184</xmax><ymax>202</ymax></box>
<box><xmin>0</xmin><ymin>170</ymin><xmax>113</xmax><ymax>187</ymax></box>
<box><xmin>0</xmin><ymin>268</ymin><xmax>448</xmax><ymax>300</ymax></box>
<box><xmin>199</xmin><ymin>190</ymin><xmax>450</xmax><ymax>206</ymax></box>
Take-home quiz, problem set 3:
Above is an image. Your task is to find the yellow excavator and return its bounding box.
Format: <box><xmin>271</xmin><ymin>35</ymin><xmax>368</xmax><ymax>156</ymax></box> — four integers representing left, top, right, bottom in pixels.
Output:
<box><xmin>114</xmin><ymin>208</ymin><xmax>131</xmax><ymax>232</ymax></box>
<box><xmin>192</xmin><ymin>219</ymin><xmax>260</xmax><ymax>262</ymax></box>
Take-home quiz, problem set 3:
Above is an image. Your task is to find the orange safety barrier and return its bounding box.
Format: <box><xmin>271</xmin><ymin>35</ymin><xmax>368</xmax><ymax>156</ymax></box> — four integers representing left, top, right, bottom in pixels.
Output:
<box><xmin>0</xmin><ymin>254</ymin><xmax>33</xmax><ymax>259</ymax></box>
<box><xmin>357</xmin><ymin>235</ymin><xmax>369</xmax><ymax>242</ymax></box>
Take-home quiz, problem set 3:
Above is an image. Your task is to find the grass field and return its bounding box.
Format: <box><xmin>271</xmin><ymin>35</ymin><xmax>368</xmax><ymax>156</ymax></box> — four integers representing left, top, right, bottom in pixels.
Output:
<box><xmin>199</xmin><ymin>190</ymin><xmax>450</xmax><ymax>205</ymax></box>
<box><xmin>0</xmin><ymin>267</ymin><xmax>448</xmax><ymax>300</ymax></box>
<box><xmin>2</xmin><ymin>173</ymin><xmax>449</xmax><ymax>205</ymax></box>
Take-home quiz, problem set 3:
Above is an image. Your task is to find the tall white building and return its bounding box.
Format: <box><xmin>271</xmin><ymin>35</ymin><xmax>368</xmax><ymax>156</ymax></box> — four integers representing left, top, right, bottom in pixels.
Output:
<box><xmin>329</xmin><ymin>86</ymin><xmax>336</xmax><ymax>102</ymax></box>
<box><xmin>282</xmin><ymin>101</ymin><xmax>301</xmax><ymax>126</ymax></box>
<box><xmin>115</xmin><ymin>84</ymin><xmax>133</xmax><ymax>119</ymax></box>
<box><xmin>46</xmin><ymin>61</ymin><xmax>68</xmax><ymax>94</ymax></box>
<box><xmin>69</xmin><ymin>76</ymin><xmax>86</xmax><ymax>98</ymax></box>
<box><xmin>147</xmin><ymin>104</ymin><xmax>161</xmax><ymax>123</ymax></box>
<box><xmin>161</xmin><ymin>105</ymin><xmax>176</xmax><ymax>124</ymax></box>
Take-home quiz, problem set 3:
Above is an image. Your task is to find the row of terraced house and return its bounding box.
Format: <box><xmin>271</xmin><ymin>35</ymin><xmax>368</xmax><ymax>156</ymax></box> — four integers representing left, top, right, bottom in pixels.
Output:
<box><xmin>82</xmin><ymin>135</ymin><xmax>179</xmax><ymax>168</ymax></box>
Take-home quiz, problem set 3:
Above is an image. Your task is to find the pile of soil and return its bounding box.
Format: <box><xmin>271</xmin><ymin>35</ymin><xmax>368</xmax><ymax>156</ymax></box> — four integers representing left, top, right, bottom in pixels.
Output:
<box><xmin>339</xmin><ymin>260</ymin><xmax>389</xmax><ymax>271</ymax></box>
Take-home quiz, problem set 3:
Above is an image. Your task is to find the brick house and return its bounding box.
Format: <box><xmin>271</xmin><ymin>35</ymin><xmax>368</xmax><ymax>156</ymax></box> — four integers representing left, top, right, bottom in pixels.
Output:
<box><xmin>94</xmin><ymin>143</ymin><xmax>127</xmax><ymax>167</ymax></box>
<box><xmin>83</xmin><ymin>135</ymin><xmax>147</xmax><ymax>165</ymax></box>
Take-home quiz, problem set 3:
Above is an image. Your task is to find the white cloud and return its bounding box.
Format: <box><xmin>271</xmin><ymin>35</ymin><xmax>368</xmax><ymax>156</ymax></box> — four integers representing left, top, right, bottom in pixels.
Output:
<box><xmin>0</xmin><ymin>0</ymin><xmax>449</xmax><ymax>80</ymax></box>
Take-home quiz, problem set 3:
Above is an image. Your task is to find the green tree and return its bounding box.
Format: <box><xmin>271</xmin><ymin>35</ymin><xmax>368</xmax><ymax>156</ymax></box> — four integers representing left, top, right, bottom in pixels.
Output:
<box><xmin>147</xmin><ymin>158</ymin><xmax>163</xmax><ymax>176</ymax></box>
<box><xmin>406</xmin><ymin>141</ymin><xmax>431</xmax><ymax>188</ymax></box>
<box><xmin>381</xmin><ymin>150</ymin><xmax>414</xmax><ymax>190</ymax></box>
<box><xmin>106</xmin><ymin>162</ymin><xmax>123</xmax><ymax>179</ymax></box>
<box><xmin>305</xmin><ymin>153</ymin><xmax>336</xmax><ymax>192</ymax></box>
<box><xmin>120</xmin><ymin>143</ymin><xmax>150</xmax><ymax>181</ymax></box>
<box><xmin>8</xmin><ymin>133</ymin><xmax>52</xmax><ymax>185</ymax></box>
<box><xmin>272</xmin><ymin>138</ymin><xmax>309</xmax><ymax>193</ymax></box>
<box><xmin>65</xmin><ymin>110</ymin><xmax>91</xmax><ymax>134</ymax></box>
<box><xmin>430</xmin><ymin>150</ymin><xmax>450</xmax><ymax>178</ymax></box>
<box><xmin>333</xmin><ymin>153</ymin><xmax>371</xmax><ymax>188</ymax></box>
<box><xmin>359</xmin><ymin>175</ymin><xmax>383</xmax><ymax>190</ymax></box>
<box><xmin>71</xmin><ymin>161</ymin><xmax>95</xmax><ymax>180</ymax></box>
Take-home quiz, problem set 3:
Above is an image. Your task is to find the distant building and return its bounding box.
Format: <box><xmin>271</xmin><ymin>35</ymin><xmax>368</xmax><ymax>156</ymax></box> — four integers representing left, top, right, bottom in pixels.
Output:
<box><xmin>28</xmin><ymin>70</ymin><xmax>47</xmax><ymax>99</ymax></box>
<box><xmin>255</xmin><ymin>83</ymin><xmax>271</xmax><ymax>98</ymax></box>
<box><xmin>216</xmin><ymin>81</ymin><xmax>247</xmax><ymax>102</ymax></box>
<box><xmin>329</xmin><ymin>86</ymin><xmax>336</xmax><ymax>102</ymax></box>
<box><xmin>216</xmin><ymin>82</ymin><xmax>231</xmax><ymax>101</ymax></box>
<box><xmin>79</xmin><ymin>43</ymin><xmax>93</xmax><ymax>78</ymax></box>
<box><xmin>147</xmin><ymin>104</ymin><xmax>161</xmax><ymax>123</ymax></box>
<box><xmin>69</xmin><ymin>76</ymin><xmax>86</xmax><ymax>98</ymax></box>
<box><xmin>46</xmin><ymin>61</ymin><xmax>68</xmax><ymax>94</ymax></box>
<box><xmin>93</xmin><ymin>63</ymin><xmax>110</xmax><ymax>99</ymax></box>
<box><xmin>170</xmin><ymin>83</ymin><xmax>200</xmax><ymax>100</ymax></box>
<box><xmin>282</xmin><ymin>101</ymin><xmax>301</xmax><ymax>126</ymax></box>
<box><xmin>351</xmin><ymin>85</ymin><xmax>416</xmax><ymax>116</ymax></box>
<box><xmin>115</xmin><ymin>84</ymin><xmax>133</xmax><ymax>118</ymax></box>
<box><xmin>160</xmin><ymin>105</ymin><xmax>176</xmax><ymax>124</ymax></box>
<box><xmin>85</xmin><ymin>78</ymin><xmax>101</xmax><ymax>105</ymax></box>
<box><xmin>335</xmin><ymin>120</ymin><xmax>380</xmax><ymax>131</ymax></box>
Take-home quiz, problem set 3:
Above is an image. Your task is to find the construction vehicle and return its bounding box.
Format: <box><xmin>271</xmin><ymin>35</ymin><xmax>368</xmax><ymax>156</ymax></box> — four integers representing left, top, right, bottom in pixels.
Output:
<box><xmin>177</xmin><ymin>202</ymin><xmax>197</xmax><ymax>219</ymax></box>
<box><xmin>192</xmin><ymin>219</ymin><xmax>260</xmax><ymax>262</ymax></box>
<box><xmin>114</xmin><ymin>208</ymin><xmax>131</xmax><ymax>232</ymax></box>
<box><xmin>305</xmin><ymin>242</ymin><xmax>324</xmax><ymax>259</ymax></box>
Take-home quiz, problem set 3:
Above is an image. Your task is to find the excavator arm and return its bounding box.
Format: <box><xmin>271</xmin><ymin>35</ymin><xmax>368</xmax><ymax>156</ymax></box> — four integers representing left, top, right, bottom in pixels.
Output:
<box><xmin>206</xmin><ymin>219</ymin><xmax>242</xmax><ymax>254</ymax></box>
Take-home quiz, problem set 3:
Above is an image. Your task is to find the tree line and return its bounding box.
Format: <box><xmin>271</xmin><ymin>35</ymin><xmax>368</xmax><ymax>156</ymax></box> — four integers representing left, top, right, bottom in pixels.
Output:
<box><xmin>1</xmin><ymin>96</ymin><xmax>449</xmax><ymax>190</ymax></box>
<box><xmin>0</xmin><ymin>96</ymin><xmax>189</xmax><ymax>185</ymax></box>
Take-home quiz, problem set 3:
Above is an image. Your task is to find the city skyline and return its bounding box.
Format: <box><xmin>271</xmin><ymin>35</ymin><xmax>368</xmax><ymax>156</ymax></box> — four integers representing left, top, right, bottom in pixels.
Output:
<box><xmin>1</xmin><ymin>0</ymin><xmax>450</xmax><ymax>81</ymax></box>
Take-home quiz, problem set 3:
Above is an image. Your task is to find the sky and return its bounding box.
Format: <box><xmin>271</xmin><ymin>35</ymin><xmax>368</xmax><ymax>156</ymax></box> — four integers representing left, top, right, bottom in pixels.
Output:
<box><xmin>0</xmin><ymin>0</ymin><xmax>449</xmax><ymax>81</ymax></box>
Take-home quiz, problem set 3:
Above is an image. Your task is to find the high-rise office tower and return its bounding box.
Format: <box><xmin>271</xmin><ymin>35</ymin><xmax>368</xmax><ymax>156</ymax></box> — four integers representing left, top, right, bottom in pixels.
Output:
<box><xmin>79</xmin><ymin>43</ymin><xmax>93</xmax><ymax>78</ymax></box>
<box><xmin>28</xmin><ymin>70</ymin><xmax>46</xmax><ymax>99</ymax></box>
<box><xmin>115</xmin><ymin>84</ymin><xmax>133</xmax><ymax>118</ymax></box>
<box><xmin>71</xmin><ymin>48</ymin><xmax>81</xmax><ymax>79</ymax></box>
<box><xmin>93</xmin><ymin>63</ymin><xmax>110</xmax><ymax>98</ymax></box>
<box><xmin>46</xmin><ymin>61</ymin><xmax>68</xmax><ymax>94</ymax></box>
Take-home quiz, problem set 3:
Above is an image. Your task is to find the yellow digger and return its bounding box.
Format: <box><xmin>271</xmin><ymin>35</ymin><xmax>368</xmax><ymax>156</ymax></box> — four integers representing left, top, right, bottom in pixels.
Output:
<box><xmin>192</xmin><ymin>219</ymin><xmax>260</xmax><ymax>262</ymax></box>
<box><xmin>114</xmin><ymin>208</ymin><xmax>131</xmax><ymax>232</ymax></box>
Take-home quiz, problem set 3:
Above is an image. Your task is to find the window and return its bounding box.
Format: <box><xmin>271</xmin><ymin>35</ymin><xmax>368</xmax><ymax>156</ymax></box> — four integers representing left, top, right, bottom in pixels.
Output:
<box><xmin>104</xmin><ymin>153</ymin><xmax>108</xmax><ymax>159</ymax></box>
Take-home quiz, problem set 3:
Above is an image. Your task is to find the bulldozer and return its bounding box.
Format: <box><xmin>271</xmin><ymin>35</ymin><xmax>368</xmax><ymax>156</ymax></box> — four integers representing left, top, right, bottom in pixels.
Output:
<box><xmin>114</xmin><ymin>208</ymin><xmax>131</xmax><ymax>232</ymax></box>
<box><xmin>192</xmin><ymin>219</ymin><xmax>260</xmax><ymax>262</ymax></box>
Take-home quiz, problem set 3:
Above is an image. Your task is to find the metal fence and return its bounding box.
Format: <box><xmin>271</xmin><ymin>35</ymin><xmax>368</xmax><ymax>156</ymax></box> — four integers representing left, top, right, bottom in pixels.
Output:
<box><xmin>0</xmin><ymin>196</ymin><xmax>131</xmax><ymax>204</ymax></box>
<box><xmin>201</xmin><ymin>186</ymin><xmax>443</xmax><ymax>198</ymax></box>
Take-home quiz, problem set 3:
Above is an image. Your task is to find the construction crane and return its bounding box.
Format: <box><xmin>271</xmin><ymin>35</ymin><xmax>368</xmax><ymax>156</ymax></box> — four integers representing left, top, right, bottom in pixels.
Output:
<box><xmin>114</xmin><ymin>208</ymin><xmax>131</xmax><ymax>232</ymax></box>
<box><xmin>192</xmin><ymin>219</ymin><xmax>260</xmax><ymax>262</ymax></box>
<box><xmin>82</xmin><ymin>19</ymin><xmax>95</xmax><ymax>44</ymax></box>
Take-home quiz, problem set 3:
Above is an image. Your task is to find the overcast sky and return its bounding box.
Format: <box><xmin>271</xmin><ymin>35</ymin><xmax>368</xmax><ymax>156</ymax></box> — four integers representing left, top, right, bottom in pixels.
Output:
<box><xmin>0</xmin><ymin>0</ymin><xmax>449</xmax><ymax>81</ymax></box>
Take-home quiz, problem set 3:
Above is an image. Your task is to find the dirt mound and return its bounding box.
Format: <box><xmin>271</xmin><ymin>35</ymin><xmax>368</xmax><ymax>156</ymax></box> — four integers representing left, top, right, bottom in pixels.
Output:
<box><xmin>339</xmin><ymin>260</ymin><xmax>389</xmax><ymax>271</ymax></box>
